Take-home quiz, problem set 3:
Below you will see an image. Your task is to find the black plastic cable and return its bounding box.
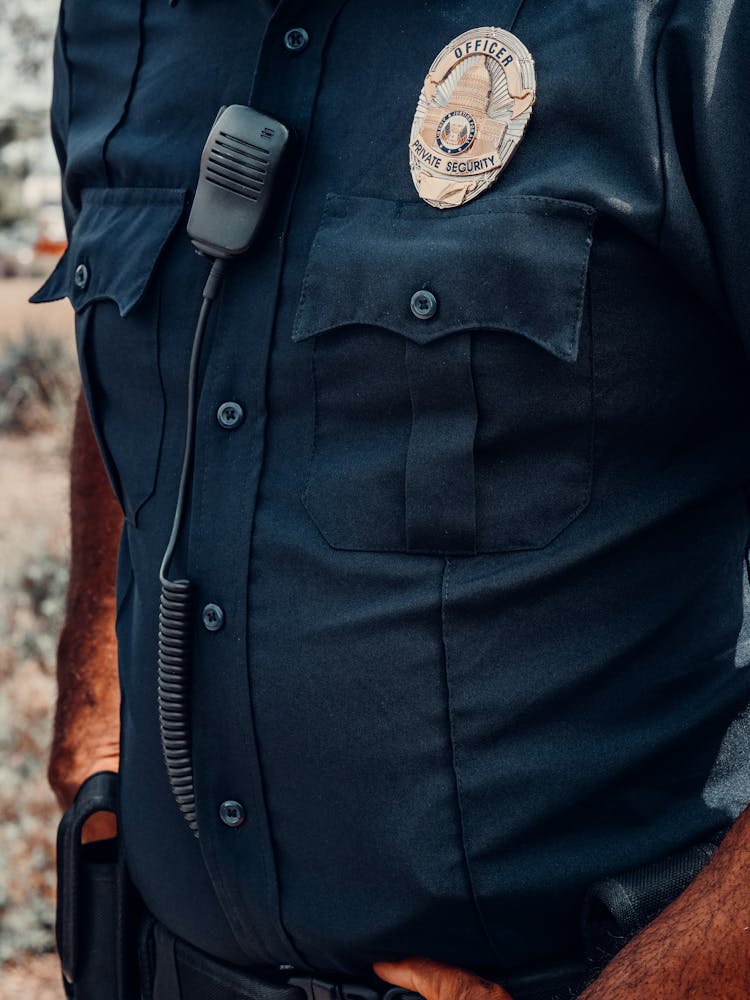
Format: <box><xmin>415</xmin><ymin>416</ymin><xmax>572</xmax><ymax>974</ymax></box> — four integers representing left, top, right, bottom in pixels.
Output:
<box><xmin>158</xmin><ymin>257</ymin><xmax>226</xmax><ymax>837</ymax></box>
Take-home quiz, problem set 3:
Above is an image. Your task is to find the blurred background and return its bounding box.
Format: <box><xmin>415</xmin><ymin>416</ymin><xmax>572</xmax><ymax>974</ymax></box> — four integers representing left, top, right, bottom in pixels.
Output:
<box><xmin>0</xmin><ymin>2</ymin><xmax>76</xmax><ymax>997</ymax></box>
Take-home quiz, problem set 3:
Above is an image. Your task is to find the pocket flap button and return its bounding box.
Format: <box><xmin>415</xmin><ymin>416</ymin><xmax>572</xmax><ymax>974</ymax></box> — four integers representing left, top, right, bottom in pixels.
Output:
<box><xmin>411</xmin><ymin>289</ymin><xmax>438</xmax><ymax>320</ymax></box>
<box><xmin>74</xmin><ymin>263</ymin><xmax>90</xmax><ymax>291</ymax></box>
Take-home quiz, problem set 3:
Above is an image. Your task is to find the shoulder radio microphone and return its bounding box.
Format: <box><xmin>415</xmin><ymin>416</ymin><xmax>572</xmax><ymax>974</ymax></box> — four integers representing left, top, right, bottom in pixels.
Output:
<box><xmin>187</xmin><ymin>104</ymin><xmax>291</xmax><ymax>259</ymax></box>
<box><xmin>159</xmin><ymin>105</ymin><xmax>291</xmax><ymax>836</ymax></box>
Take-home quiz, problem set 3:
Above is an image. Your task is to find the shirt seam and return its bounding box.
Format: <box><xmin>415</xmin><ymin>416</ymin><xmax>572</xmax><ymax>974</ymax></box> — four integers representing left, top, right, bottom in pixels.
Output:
<box><xmin>441</xmin><ymin>558</ymin><xmax>506</xmax><ymax>965</ymax></box>
<box><xmin>102</xmin><ymin>0</ymin><xmax>147</xmax><ymax>186</ymax></box>
<box><xmin>654</xmin><ymin>0</ymin><xmax>681</xmax><ymax>250</ymax></box>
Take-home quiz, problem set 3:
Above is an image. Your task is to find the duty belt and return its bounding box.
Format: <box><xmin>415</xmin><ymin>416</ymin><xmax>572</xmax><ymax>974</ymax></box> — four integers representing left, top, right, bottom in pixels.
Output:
<box><xmin>140</xmin><ymin>917</ymin><xmax>590</xmax><ymax>1000</ymax></box>
<box><xmin>58</xmin><ymin>775</ymin><xmax>724</xmax><ymax>1000</ymax></box>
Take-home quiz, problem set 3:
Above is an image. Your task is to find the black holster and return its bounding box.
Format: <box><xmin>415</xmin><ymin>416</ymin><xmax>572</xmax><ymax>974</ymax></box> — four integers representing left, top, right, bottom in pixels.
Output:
<box><xmin>56</xmin><ymin>771</ymin><xmax>139</xmax><ymax>1000</ymax></box>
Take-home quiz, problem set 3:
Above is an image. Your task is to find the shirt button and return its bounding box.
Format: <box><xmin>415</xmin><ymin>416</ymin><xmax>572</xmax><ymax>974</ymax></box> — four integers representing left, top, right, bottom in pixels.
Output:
<box><xmin>73</xmin><ymin>263</ymin><xmax>89</xmax><ymax>290</ymax></box>
<box><xmin>219</xmin><ymin>800</ymin><xmax>246</xmax><ymax>828</ymax></box>
<box><xmin>217</xmin><ymin>401</ymin><xmax>244</xmax><ymax>430</ymax></box>
<box><xmin>284</xmin><ymin>27</ymin><xmax>309</xmax><ymax>53</ymax></box>
<box><xmin>202</xmin><ymin>603</ymin><xmax>224</xmax><ymax>632</ymax></box>
<box><xmin>411</xmin><ymin>289</ymin><xmax>438</xmax><ymax>320</ymax></box>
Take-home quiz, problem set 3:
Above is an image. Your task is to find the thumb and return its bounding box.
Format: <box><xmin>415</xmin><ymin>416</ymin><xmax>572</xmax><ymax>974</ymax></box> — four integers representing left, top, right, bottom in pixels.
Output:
<box><xmin>373</xmin><ymin>957</ymin><xmax>514</xmax><ymax>1000</ymax></box>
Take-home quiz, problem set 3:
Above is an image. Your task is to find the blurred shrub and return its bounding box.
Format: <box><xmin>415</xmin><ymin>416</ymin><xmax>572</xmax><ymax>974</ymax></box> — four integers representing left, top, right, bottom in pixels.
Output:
<box><xmin>0</xmin><ymin>546</ymin><xmax>69</xmax><ymax>685</ymax></box>
<box><xmin>0</xmin><ymin>547</ymin><xmax>68</xmax><ymax>961</ymax></box>
<box><xmin>0</xmin><ymin>329</ymin><xmax>76</xmax><ymax>434</ymax></box>
<box><xmin>16</xmin><ymin>552</ymin><xmax>69</xmax><ymax>671</ymax></box>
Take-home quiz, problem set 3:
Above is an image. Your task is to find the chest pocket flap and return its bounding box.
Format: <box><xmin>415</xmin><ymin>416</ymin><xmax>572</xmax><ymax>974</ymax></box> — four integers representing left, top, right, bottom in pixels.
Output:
<box><xmin>293</xmin><ymin>193</ymin><xmax>596</xmax><ymax>555</ymax></box>
<box><xmin>32</xmin><ymin>188</ymin><xmax>186</xmax><ymax>315</ymax></box>
<box><xmin>32</xmin><ymin>187</ymin><xmax>187</xmax><ymax>523</ymax></box>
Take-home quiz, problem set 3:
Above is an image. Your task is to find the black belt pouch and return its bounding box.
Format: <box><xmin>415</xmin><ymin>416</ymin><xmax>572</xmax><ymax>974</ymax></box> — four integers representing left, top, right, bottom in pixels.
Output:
<box><xmin>56</xmin><ymin>771</ymin><xmax>138</xmax><ymax>1000</ymax></box>
<box><xmin>581</xmin><ymin>830</ymin><xmax>728</xmax><ymax>971</ymax></box>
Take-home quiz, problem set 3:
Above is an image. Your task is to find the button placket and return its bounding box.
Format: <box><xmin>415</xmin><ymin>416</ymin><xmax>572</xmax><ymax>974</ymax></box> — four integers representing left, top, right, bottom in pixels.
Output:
<box><xmin>217</xmin><ymin>401</ymin><xmax>245</xmax><ymax>430</ymax></box>
<box><xmin>187</xmin><ymin>0</ymin><xmax>352</xmax><ymax>969</ymax></box>
<box><xmin>202</xmin><ymin>603</ymin><xmax>225</xmax><ymax>632</ymax></box>
<box><xmin>219</xmin><ymin>800</ymin><xmax>246</xmax><ymax>828</ymax></box>
<box><xmin>284</xmin><ymin>27</ymin><xmax>309</xmax><ymax>53</ymax></box>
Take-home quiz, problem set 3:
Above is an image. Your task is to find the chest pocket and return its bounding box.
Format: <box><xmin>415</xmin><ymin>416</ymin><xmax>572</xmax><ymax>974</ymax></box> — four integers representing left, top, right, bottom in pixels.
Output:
<box><xmin>293</xmin><ymin>193</ymin><xmax>596</xmax><ymax>555</ymax></box>
<box><xmin>32</xmin><ymin>187</ymin><xmax>186</xmax><ymax>524</ymax></box>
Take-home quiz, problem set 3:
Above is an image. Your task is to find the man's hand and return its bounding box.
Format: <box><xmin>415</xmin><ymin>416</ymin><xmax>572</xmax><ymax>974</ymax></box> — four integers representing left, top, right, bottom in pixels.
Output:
<box><xmin>375</xmin><ymin>806</ymin><xmax>750</xmax><ymax>1000</ymax></box>
<box><xmin>374</xmin><ymin>958</ymin><xmax>513</xmax><ymax>1000</ymax></box>
<box><xmin>49</xmin><ymin>392</ymin><xmax>123</xmax><ymax>841</ymax></box>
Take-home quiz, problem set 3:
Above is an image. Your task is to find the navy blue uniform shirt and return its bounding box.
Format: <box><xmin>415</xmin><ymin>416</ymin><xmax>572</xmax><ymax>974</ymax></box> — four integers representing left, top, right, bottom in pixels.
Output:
<box><xmin>34</xmin><ymin>0</ymin><xmax>750</xmax><ymax>981</ymax></box>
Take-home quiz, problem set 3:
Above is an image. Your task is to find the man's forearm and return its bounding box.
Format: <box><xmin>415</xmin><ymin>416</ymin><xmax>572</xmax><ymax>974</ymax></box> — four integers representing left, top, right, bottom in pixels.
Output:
<box><xmin>576</xmin><ymin>804</ymin><xmax>750</xmax><ymax>998</ymax></box>
<box><xmin>49</xmin><ymin>391</ymin><xmax>123</xmax><ymax>813</ymax></box>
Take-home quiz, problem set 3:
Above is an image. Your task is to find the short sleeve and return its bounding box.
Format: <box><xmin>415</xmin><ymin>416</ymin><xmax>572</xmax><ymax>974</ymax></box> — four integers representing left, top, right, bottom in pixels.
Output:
<box><xmin>656</xmin><ymin>0</ymin><xmax>749</xmax><ymax>352</ymax></box>
<box><xmin>50</xmin><ymin>2</ymin><xmax>77</xmax><ymax>238</ymax></box>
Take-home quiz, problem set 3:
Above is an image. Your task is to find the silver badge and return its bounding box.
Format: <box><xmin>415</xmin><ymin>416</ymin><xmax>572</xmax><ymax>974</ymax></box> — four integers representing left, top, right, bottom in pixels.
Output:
<box><xmin>410</xmin><ymin>27</ymin><xmax>536</xmax><ymax>209</ymax></box>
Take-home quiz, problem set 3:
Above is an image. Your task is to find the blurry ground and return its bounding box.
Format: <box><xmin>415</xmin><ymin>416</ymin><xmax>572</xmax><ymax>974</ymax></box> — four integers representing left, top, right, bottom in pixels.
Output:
<box><xmin>0</xmin><ymin>277</ymin><xmax>74</xmax><ymax>997</ymax></box>
<box><xmin>1</xmin><ymin>955</ymin><xmax>63</xmax><ymax>999</ymax></box>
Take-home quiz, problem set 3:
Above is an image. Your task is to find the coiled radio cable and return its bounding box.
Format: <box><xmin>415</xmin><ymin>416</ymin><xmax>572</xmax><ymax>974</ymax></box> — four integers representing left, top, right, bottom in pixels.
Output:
<box><xmin>158</xmin><ymin>258</ymin><xmax>225</xmax><ymax>838</ymax></box>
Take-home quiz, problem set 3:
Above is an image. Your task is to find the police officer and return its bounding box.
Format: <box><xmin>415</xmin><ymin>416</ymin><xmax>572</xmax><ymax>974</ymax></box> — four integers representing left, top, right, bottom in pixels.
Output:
<box><xmin>36</xmin><ymin>1</ymin><xmax>750</xmax><ymax>998</ymax></box>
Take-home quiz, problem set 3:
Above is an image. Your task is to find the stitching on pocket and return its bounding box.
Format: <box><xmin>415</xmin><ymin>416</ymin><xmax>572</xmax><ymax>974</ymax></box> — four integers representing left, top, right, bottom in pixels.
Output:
<box><xmin>293</xmin><ymin>194</ymin><xmax>340</xmax><ymax>342</ymax></box>
<box><xmin>441</xmin><ymin>558</ymin><xmax>504</xmax><ymax>964</ymax></box>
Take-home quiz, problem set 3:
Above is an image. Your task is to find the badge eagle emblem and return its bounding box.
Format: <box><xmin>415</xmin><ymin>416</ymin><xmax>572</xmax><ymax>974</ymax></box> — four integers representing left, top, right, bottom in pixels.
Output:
<box><xmin>410</xmin><ymin>27</ymin><xmax>536</xmax><ymax>209</ymax></box>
